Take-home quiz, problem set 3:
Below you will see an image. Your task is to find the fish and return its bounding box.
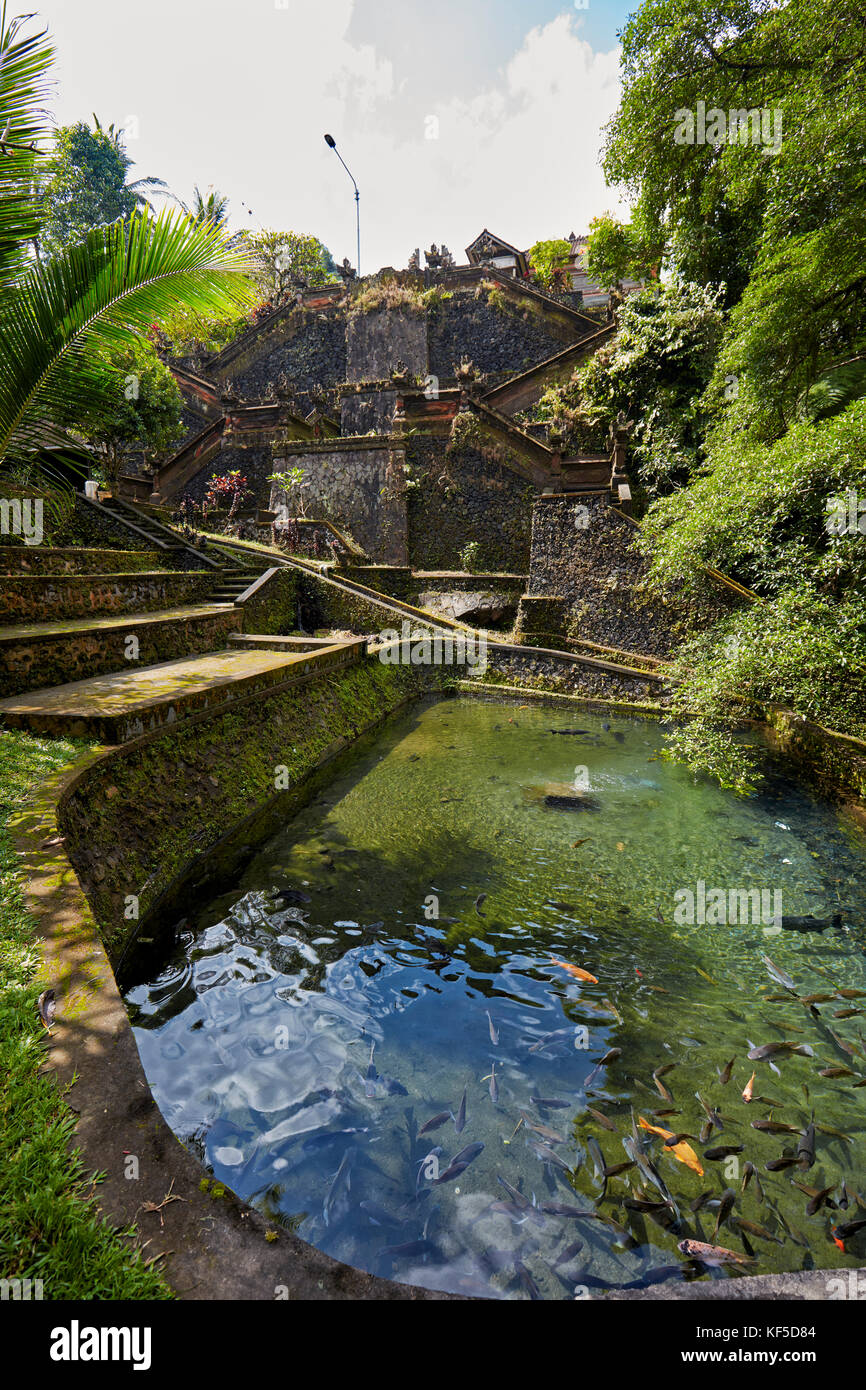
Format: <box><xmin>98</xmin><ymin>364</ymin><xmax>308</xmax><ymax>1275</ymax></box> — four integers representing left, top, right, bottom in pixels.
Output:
<box><xmin>832</xmin><ymin>1217</ymin><xmax>866</xmax><ymax>1240</ymax></box>
<box><xmin>800</xmin><ymin>993</ymin><xmax>836</xmax><ymax>1004</ymax></box>
<box><xmin>553</xmin><ymin>1239</ymin><xmax>585</xmax><ymax>1268</ymax></box>
<box><xmin>690</xmin><ymin>1191</ymin><xmax>715</xmax><ymax>1213</ymax></box>
<box><xmin>532</xmin><ymin>1095</ymin><xmax>569</xmax><ymax>1110</ymax></box>
<box><xmin>765</xmin><ymin>1157</ymin><xmax>802</xmax><ymax>1171</ymax></box>
<box><xmin>520</xmin><ymin>1113</ymin><xmax>565</xmax><ymax>1145</ymax></box>
<box><xmin>585</xmin><ymin>1048</ymin><xmax>622</xmax><ymax>1087</ymax></box>
<box><xmin>418</xmin><ymin>1111</ymin><xmax>452</xmax><ymax>1137</ymax></box>
<box><xmin>359</xmin><ymin>1200</ymin><xmax>405</xmax><ymax>1228</ymax></box>
<box><xmin>514</xmin><ymin>1260</ymin><xmax>543</xmax><ymax>1300</ymax></box>
<box><xmin>623</xmin><ymin>1136</ymin><xmax>676</xmax><ymax>1208</ymax></box>
<box><xmin>696</xmin><ymin>967</ymin><xmax>717</xmax><ymax>984</ymax></box>
<box><xmin>571</xmin><ymin>839</ymin><xmax>592</xmax><ymax>848</ymax></box>
<box><xmin>549</xmin><ymin>728</ymin><xmax>591</xmax><ymax>735</ymax></box>
<box><xmin>454</xmin><ymin>1087</ymin><xmax>467</xmax><ymax>1134</ymax></box>
<box><xmin>652</xmin><ymin>1069</ymin><xmax>674</xmax><ymax>1103</ymax></box>
<box><xmin>497</xmin><ymin>1176</ymin><xmax>529</xmax><ymax>1209</ymax></box>
<box><xmin>379</xmin><ymin>1239</ymin><xmax>439</xmax><ymax>1261</ymax></box>
<box><xmin>322</xmin><ymin>1147</ymin><xmax>355</xmax><ymax>1226</ymax></box>
<box><xmin>806</xmin><ymin>1185</ymin><xmax>837</xmax><ymax>1217</ymax></box>
<box><xmin>837</xmin><ymin>988</ymin><xmax>866</xmax><ymax>1000</ymax></box>
<box><xmin>474</xmin><ymin>894</ymin><xmax>487</xmax><ymax>917</ymax></box>
<box><xmin>544</xmin><ymin>794</ymin><xmax>601</xmax><ymax>812</ymax></box>
<box><xmin>528</xmin><ymin>1027</ymin><xmax>573</xmax><ymax>1053</ymax></box>
<box><xmin>797</xmin><ymin>1118</ymin><xmax>816</xmax><ymax>1170</ymax></box>
<box><xmin>549</xmin><ymin>956</ymin><xmax>598</xmax><ymax>983</ymax></box>
<box><xmin>586</xmin><ymin>1106</ymin><xmax>617</xmax><ymax>1131</ymax></box>
<box><xmin>703</xmin><ymin>1145</ymin><xmax>745</xmax><ymax>1160</ymax></box>
<box><xmin>451</xmin><ymin>1142</ymin><xmax>484</xmax><ymax>1168</ymax></box>
<box><xmin>737</xmin><ymin>1218</ymin><xmax>783</xmax><ymax>1244</ymax></box>
<box><xmin>273</xmin><ymin>887</ymin><xmax>312</xmax><ymax>906</ymax></box>
<box><xmin>486</xmin><ymin>1011</ymin><xmax>499</xmax><ymax>1045</ymax></box>
<box><xmin>747</xmin><ymin>1041</ymin><xmax>815</xmax><ymax>1060</ymax></box>
<box><xmin>302</xmin><ymin>1127</ymin><xmax>369</xmax><ymax>1152</ymax></box>
<box><xmin>586</xmin><ymin>1136</ymin><xmax>607</xmax><ymax>1187</ymax></box>
<box><xmin>815</xmin><ymin>1122</ymin><xmax>852</xmax><ymax>1144</ymax></box>
<box><xmin>384</xmin><ymin>1077</ymin><xmax>409</xmax><ymax>1096</ymax></box>
<box><xmin>713</xmin><ymin>1188</ymin><xmax>737</xmax><ymax>1239</ymax></box>
<box><xmin>750</xmin><ymin>1120</ymin><xmax>801</xmax><ymax>1134</ymax></box>
<box><xmin>699</xmin><ymin>1121</ymin><xmax>713</xmax><ymax>1144</ymax></box>
<box><xmin>489</xmin><ymin>1062</ymin><xmax>499</xmax><ymax>1103</ymax></box>
<box><xmin>742</xmin><ymin>1071</ymin><xmax>757</xmax><ymax>1102</ymax></box>
<box><xmin>528</xmin><ymin>1138</ymin><xmax>570</xmax><ymax>1173</ymax></box>
<box><xmin>36</xmin><ymin>989</ymin><xmax>55</xmax><ymax>1030</ymax></box>
<box><xmin>434</xmin><ymin>1160</ymin><xmax>469</xmax><ymax>1184</ymax></box>
<box><xmin>818</xmin><ymin>1066</ymin><xmax>855</xmax><ymax>1078</ymax></box>
<box><xmin>695</xmin><ymin>1092</ymin><xmax>723</xmax><ymax>1132</ymax></box>
<box><xmin>545</xmin><ymin>901</ymin><xmax>576</xmax><ymax>912</ymax></box>
<box><xmin>637</xmin><ymin>1117</ymin><xmax>704</xmax><ymax>1176</ymax></box>
<box><xmin>541</xmin><ymin>1202</ymin><xmax>595</xmax><ymax>1218</ymax></box>
<box><xmin>677</xmin><ymin>1238</ymin><xmax>755</xmax><ymax>1268</ymax></box>
<box><xmin>761</xmin><ymin>954</ymin><xmax>796</xmax><ymax>992</ymax></box>
<box><xmin>718</xmin><ymin>1057</ymin><xmax>736</xmax><ymax>1086</ymax></box>
<box><xmin>780</xmin><ymin>914</ymin><xmax>841</xmax><ymax>933</ymax></box>
<box><xmin>741</xmin><ymin>1163</ymin><xmax>764</xmax><ymax>1203</ymax></box>
<box><xmin>603</xmin><ymin>1160</ymin><xmax>636</xmax><ymax>1177</ymax></box>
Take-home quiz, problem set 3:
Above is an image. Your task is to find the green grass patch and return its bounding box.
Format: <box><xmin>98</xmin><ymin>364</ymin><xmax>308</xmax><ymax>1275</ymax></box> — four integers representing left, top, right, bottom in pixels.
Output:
<box><xmin>0</xmin><ymin>729</ymin><xmax>173</xmax><ymax>1299</ymax></box>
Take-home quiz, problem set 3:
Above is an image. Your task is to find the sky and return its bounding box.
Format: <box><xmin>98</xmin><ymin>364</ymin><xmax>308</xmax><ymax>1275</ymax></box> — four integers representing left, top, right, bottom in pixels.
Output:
<box><xmin>33</xmin><ymin>0</ymin><xmax>637</xmax><ymax>272</ymax></box>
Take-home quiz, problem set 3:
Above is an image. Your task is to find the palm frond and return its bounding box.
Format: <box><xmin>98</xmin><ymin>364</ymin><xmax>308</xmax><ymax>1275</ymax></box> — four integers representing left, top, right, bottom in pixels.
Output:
<box><xmin>0</xmin><ymin>207</ymin><xmax>256</xmax><ymax>465</ymax></box>
<box><xmin>0</xmin><ymin>5</ymin><xmax>54</xmax><ymax>291</ymax></box>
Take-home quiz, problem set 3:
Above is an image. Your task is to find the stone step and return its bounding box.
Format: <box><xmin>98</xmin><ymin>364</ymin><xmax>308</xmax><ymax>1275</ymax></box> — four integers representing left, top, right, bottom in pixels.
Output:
<box><xmin>0</xmin><ymin>640</ymin><xmax>366</xmax><ymax>742</ymax></box>
<box><xmin>0</xmin><ymin>603</ymin><xmax>242</xmax><ymax>698</ymax></box>
<box><xmin>0</xmin><ymin>548</ymin><xmax>169</xmax><ymax>576</ymax></box>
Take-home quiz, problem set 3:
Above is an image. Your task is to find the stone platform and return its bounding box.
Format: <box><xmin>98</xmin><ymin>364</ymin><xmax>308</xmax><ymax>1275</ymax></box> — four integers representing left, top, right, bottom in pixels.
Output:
<box><xmin>0</xmin><ymin>640</ymin><xmax>364</xmax><ymax>742</ymax></box>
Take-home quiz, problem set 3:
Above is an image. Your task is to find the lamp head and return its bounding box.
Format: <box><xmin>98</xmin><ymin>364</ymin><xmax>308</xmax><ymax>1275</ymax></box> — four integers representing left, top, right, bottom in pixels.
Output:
<box><xmin>324</xmin><ymin>133</ymin><xmax>336</xmax><ymax>148</ymax></box>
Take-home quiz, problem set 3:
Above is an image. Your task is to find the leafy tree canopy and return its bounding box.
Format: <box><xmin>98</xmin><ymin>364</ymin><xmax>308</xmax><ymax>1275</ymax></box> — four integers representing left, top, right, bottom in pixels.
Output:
<box><xmin>242</xmin><ymin>228</ymin><xmax>339</xmax><ymax>300</ymax></box>
<box><xmin>38</xmin><ymin>117</ymin><xmax>166</xmax><ymax>255</ymax></box>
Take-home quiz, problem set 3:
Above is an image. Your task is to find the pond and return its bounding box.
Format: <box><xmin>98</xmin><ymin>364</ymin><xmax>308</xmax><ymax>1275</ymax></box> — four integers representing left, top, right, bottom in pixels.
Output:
<box><xmin>124</xmin><ymin>697</ymin><xmax>866</xmax><ymax>1299</ymax></box>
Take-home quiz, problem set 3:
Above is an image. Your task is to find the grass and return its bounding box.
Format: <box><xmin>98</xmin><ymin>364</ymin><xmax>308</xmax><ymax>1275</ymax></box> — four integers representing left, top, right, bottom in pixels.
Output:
<box><xmin>0</xmin><ymin>728</ymin><xmax>173</xmax><ymax>1299</ymax></box>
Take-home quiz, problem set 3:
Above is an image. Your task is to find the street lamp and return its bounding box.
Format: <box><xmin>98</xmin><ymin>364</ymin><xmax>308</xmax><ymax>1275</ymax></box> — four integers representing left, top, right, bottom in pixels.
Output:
<box><xmin>324</xmin><ymin>133</ymin><xmax>360</xmax><ymax>278</ymax></box>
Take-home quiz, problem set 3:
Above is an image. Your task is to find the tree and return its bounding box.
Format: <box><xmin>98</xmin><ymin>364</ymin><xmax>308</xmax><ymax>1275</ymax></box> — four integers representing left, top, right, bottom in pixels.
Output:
<box><xmin>528</xmin><ymin>238</ymin><xmax>571</xmax><ymax>291</ymax></box>
<box><xmin>183</xmin><ymin>184</ymin><xmax>230</xmax><ymax>230</ymax></box>
<box><xmin>584</xmin><ymin>212</ymin><xmax>658</xmax><ymax>292</ymax></box>
<box><xmin>0</xmin><ymin>10</ymin><xmax>256</xmax><ymax>495</ymax></box>
<box><xmin>69</xmin><ymin>338</ymin><xmax>185</xmax><ymax>491</ymax></box>
<box><xmin>38</xmin><ymin>117</ymin><xmax>167</xmax><ymax>256</ymax></box>
<box><xmin>243</xmin><ymin>228</ymin><xmax>339</xmax><ymax>300</ymax></box>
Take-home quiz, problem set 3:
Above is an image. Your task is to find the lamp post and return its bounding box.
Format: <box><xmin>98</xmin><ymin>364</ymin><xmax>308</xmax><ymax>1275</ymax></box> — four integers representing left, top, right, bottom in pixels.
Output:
<box><xmin>324</xmin><ymin>133</ymin><xmax>360</xmax><ymax>278</ymax></box>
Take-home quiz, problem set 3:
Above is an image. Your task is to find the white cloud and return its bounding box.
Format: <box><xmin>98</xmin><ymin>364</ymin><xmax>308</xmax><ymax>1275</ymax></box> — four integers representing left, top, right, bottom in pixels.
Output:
<box><xmin>36</xmin><ymin>1</ymin><xmax>629</xmax><ymax>271</ymax></box>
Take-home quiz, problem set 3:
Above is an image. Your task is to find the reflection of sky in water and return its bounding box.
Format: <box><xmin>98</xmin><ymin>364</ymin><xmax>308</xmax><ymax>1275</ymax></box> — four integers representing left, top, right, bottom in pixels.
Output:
<box><xmin>126</xmin><ymin>699</ymin><xmax>866</xmax><ymax>1299</ymax></box>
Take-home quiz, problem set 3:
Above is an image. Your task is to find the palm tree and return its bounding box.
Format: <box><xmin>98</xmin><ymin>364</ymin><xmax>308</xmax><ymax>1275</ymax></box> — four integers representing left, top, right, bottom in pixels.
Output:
<box><xmin>184</xmin><ymin>184</ymin><xmax>230</xmax><ymax>230</ymax></box>
<box><xmin>0</xmin><ymin>6</ymin><xmax>255</xmax><ymax>489</ymax></box>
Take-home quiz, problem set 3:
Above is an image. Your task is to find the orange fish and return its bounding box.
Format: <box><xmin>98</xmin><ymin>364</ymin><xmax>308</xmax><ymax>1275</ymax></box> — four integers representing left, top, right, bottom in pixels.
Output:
<box><xmin>742</xmin><ymin>1071</ymin><xmax>756</xmax><ymax>1103</ymax></box>
<box><xmin>638</xmin><ymin>1115</ymin><xmax>704</xmax><ymax>1176</ymax></box>
<box><xmin>549</xmin><ymin>956</ymin><xmax>598</xmax><ymax>984</ymax></box>
<box><xmin>832</xmin><ymin>1231</ymin><xmax>846</xmax><ymax>1252</ymax></box>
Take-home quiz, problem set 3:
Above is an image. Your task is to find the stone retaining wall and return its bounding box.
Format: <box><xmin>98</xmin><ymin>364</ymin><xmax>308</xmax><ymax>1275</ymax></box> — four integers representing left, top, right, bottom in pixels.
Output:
<box><xmin>0</xmin><ymin>571</ymin><xmax>217</xmax><ymax>624</ymax></box>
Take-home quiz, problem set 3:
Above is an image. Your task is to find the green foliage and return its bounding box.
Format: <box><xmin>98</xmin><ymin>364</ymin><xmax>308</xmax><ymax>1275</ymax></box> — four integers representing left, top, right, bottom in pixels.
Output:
<box><xmin>0</xmin><ymin>727</ymin><xmax>172</xmax><ymax>1296</ymax></box>
<box><xmin>585</xmin><ymin>213</ymin><xmax>658</xmax><ymax>291</ymax></box>
<box><xmin>243</xmin><ymin>228</ymin><xmax>339</xmax><ymax>299</ymax></box>
<box><xmin>38</xmin><ymin>118</ymin><xmax>166</xmax><ymax>257</ymax></box>
<box><xmin>459</xmin><ymin>539</ymin><xmax>482</xmax><ymax>573</ymax></box>
<box><xmin>67</xmin><ymin>337</ymin><xmax>185</xmax><ymax>489</ymax></box>
<box><xmin>540</xmin><ymin>281</ymin><xmax>725</xmax><ymax>494</ymax></box>
<box><xmin>528</xmin><ymin>238</ymin><xmax>571</xmax><ymax>291</ymax></box>
<box><xmin>348</xmin><ymin>279</ymin><xmax>424</xmax><ymax>316</ymax></box>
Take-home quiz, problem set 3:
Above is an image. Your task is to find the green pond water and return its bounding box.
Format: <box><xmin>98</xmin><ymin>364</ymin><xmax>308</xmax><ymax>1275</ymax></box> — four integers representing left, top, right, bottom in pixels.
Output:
<box><xmin>125</xmin><ymin>697</ymin><xmax>866</xmax><ymax>1299</ymax></box>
